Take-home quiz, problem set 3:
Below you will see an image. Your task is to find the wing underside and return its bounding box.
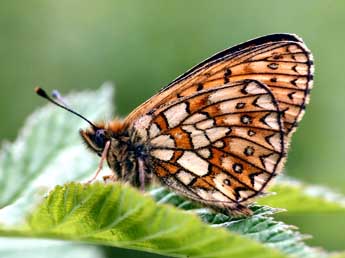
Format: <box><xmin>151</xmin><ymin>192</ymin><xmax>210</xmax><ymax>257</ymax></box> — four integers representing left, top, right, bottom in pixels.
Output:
<box><xmin>139</xmin><ymin>80</ymin><xmax>286</xmax><ymax>212</ymax></box>
<box><xmin>124</xmin><ymin>34</ymin><xmax>313</xmax><ymax>214</ymax></box>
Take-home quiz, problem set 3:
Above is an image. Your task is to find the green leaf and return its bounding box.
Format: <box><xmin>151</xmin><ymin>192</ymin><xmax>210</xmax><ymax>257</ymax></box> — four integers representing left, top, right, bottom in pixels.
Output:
<box><xmin>4</xmin><ymin>182</ymin><xmax>287</xmax><ymax>258</ymax></box>
<box><xmin>259</xmin><ymin>177</ymin><xmax>345</xmax><ymax>213</ymax></box>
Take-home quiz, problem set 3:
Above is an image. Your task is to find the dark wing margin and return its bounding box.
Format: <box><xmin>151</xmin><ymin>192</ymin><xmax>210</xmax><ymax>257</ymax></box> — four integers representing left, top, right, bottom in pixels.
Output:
<box><xmin>163</xmin><ymin>33</ymin><xmax>303</xmax><ymax>91</ymax></box>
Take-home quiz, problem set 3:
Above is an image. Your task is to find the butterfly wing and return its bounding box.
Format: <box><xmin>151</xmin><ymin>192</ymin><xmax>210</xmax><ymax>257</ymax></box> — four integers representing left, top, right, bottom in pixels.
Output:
<box><xmin>122</xmin><ymin>33</ymin><xmax>313</xmax><ymax>214</ymax></box>
<box><xmin>131</xmin><ymin>80</ymin><xmax>286</xmax><ymax>214</ymax></box>
<box><xmin>124</xmin><ymin>33</ymin><xmax>313</xmax><ymax>136</ymax></box>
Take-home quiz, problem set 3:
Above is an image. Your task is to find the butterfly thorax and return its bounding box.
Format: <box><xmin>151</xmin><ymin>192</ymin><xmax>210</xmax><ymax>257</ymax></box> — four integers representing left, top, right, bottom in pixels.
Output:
<box><xmin>80</xmin><ymin>119</ymin><xmax>152</xmax><ymax>187</ymax></box>
<box><xmin>107</xmin><ymin>133</ymin><xmax>151</xmax><ymax>187</ymax></box>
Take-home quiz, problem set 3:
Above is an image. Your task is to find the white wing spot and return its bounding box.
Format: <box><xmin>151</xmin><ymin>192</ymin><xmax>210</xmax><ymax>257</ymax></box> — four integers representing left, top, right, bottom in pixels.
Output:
<box><xmin>149</xmin><ymin>123</ymin><xmax>160</xmax><ymax>138</ymax></box>
<box><xmin>177</xmin><ymin>151</ymin><xmax>209</xmax><ymax>176</ymax></box>
<box><xmin>151</xmin><ymin>135</ymin><xmax>175</xmax><ymax>148</ymax></box>
<box><xmin>134</xmin><ymin>114</ymin><xmax>152</xmax><ymax>129</ymax></box>
<box><xmin>183</xmin><ymin>113</ymin><xmax>208</xmax><ymax>124</ymax></box>
<box><xmin>164</xmin><ymin>103</ymin><xmax>189</xmax><ymax>128</ymax></box>
<box><xmin>208</xmin><ymin>87</ymin><xmax>239</xmax><ymax>103</ymax></box>
<box><xmin>197</xmin><ymin>148</ymin><xmax>211</xmax><ymax>158</ymax></box>
<box><xmin>236</xmin><ymin>189</ymin><xmax>255</xmax><ymax>202</ymax></box>
<box><xmin>245</xmin><ymin>81</ymin><xmax>267</xmax><ymax>94</ymax></box>
<box><xmin>260</xmin><ymin>153</ymin><xmax>280</xmax><ymax>173</ymax></box>
<box><xmin>266</xmin><ymin>133</ymin><xmax>281</xmax><ymax>150</ymax></box>
<box><xmin>182</xmin><ymin>125</ymin><xmax>210</xmax><ymax>148</ymax></box>
<box><xmin>292</xmin><ymin>53</ymin><xmax>308</xmax><ymax>62</ymax></box>
<box><xmin>251</xmin><ymin>172</ymin><xmax>270</xmax><ymax>190</ymax></box>
<box><xmin>192</xmin><ymin>134</ymin><xmax>210</xmax><ymax>148</ymax></box>
<box><xmin>291</xmin><ymin>77</ymin><xmax>307</xmax><ymax>88</ymax></box>
<box><xmin>182</xmin><ymin>125</ymin><xmax>195</xmax><ymax>133</ymax></box>
<box><xmin>219</xmin><ymin>101</ymin><xmax>232</xmax><ymax>113</ymax></box>
<box><xmin>214</xmin><ymin>140</ymin><xmax>224</xmax><ymax>148</ymax></box>
<box><xmin>254</xmin><ymin>95</ymin><xmax>275</xmax><ymax>109</ymax></box>
<box><xmin>196</xmin><ymin>119</ymin><xmax>214</xmax><ymax>130</ymax></box>
<box><xmin>262</xmin><ymin>113</ymin><xmax>280</xmax><ymax>129</ymax></box>
<box><xmin>150</xmin><ymin>149</ymin><xmax>174</xmax><ymax>161</ymax></box>
<box><xmin>288</xmin><ymin>44</ymin><xmax>300</xmax><ymax>53</ymax></box>
<box><xmin>176</xmin><ymin>170</ymin><xmax>195</xmax><ymax>185</ymax></box>
<box><xmin>294</xmin><ymin>64</ymin><xmax>308</xmax><ymax>74</ymax></box>
<box><xmin>206</xmin><ymin>127</ymin><xmax>230</xmax><ymax>142</ymax></box>
<box><xmin>133</xmin><ymin>114</ymin><xmax>152</xmax><ymax>140</ymax></box>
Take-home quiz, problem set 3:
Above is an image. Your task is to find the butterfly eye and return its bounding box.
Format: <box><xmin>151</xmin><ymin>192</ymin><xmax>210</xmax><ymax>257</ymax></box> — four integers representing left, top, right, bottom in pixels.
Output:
<box><xmin>94</xmin><ymin>129</ymin><xmax>106</xmax><ymax>148</ymax></box>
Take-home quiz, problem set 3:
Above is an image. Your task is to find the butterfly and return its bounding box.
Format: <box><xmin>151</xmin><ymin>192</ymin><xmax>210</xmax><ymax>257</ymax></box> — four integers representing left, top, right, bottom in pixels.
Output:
<box><xmin>36</xmin><ymin>33</ymin><xmax>313</xmax><ymax>216</ymax></box>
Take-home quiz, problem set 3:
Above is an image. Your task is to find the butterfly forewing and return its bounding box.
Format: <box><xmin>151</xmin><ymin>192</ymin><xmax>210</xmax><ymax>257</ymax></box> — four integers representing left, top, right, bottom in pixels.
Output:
<box><xmin>167</xmin><ymin>34</ymin><xmax>313</xmax><ymax>136</ymax></box>
<box><xmin>125</xmin><ymin>34</ymin><xmax>313</xmax><ymax>137</ymax></box>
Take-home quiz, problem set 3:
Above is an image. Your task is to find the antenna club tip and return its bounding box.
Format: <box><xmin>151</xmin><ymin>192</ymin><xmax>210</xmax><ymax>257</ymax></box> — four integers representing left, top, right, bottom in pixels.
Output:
<box><xmin>34</xmin><ymin>86</ymin><xmax>97</xmax><ymax>128</ymax></box>
<box><xmin>35</xmin><ymin>87</ymin><xmax>48</xmax><ymax>98</ymax></box>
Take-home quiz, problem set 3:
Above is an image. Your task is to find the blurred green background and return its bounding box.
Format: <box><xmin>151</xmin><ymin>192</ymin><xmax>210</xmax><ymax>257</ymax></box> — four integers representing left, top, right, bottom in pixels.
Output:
<box><xmin>1</xmin><ymin>0</ymin><xmax>344</xmax><ymax>256</ymax></box>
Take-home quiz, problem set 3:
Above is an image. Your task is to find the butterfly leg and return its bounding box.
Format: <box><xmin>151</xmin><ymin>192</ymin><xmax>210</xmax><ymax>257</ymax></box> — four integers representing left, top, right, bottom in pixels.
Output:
<box><xmin>138</xmin><ymin>158</ymin><xmax>146</xmax><ymax>192</ymax></box>
<box><xmin>86</xmin><ymin>140</ymin><xmax>111</xmax><ymax>184</ymax></box>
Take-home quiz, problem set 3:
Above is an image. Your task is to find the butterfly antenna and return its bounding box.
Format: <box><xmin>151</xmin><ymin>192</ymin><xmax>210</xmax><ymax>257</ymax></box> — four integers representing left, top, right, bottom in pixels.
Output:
<box><xmin>35</xmin><ymin>87</ymin><xmax>98</xmax><ymax>129</ymax></box>
<box><xmin>51</xmin><ymin>89</ymin><xmax>69</xmax><ymax>107</ymax></box>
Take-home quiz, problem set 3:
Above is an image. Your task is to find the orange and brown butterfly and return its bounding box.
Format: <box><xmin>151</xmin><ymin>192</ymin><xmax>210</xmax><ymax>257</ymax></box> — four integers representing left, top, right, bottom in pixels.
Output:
<box><xmin>35</xmin><ymin>33</ymin><xmax>314</xmax><ymax>216</ymax></box>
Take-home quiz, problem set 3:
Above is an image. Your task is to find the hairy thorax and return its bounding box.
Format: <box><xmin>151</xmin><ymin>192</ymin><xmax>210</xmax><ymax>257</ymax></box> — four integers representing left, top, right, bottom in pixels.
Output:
<box><xmin>106</xmin><ymin>126</ymin><xmax>152</xmax><ymax>188</ymax></box>
<box><xmin>80</xmin><ymin>118</ymin><xmax>152</xmax><ymax>188</ymax></box>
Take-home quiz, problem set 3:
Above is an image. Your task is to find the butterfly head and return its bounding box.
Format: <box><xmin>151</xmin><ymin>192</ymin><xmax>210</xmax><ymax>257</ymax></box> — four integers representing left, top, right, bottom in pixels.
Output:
<box><xmin>79</xmin><ymin>125</ymin><xmax>112</xmax><ymax>156</ymax></box>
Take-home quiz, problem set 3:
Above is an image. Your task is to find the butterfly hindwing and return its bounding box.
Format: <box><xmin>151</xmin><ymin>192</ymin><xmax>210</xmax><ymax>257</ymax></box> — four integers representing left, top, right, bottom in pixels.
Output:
<box><xmin>132</xmin><ymin>80</ymin><xmax>286</xmax><ymax>213</ymax></box>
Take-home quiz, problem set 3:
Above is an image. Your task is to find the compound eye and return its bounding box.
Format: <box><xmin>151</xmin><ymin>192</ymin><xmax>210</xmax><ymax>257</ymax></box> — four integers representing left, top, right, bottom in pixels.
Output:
<box><xmin>94</xmin><ymin>129</ymin><xmax>106</xmax><ymax>148</ymax></box>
